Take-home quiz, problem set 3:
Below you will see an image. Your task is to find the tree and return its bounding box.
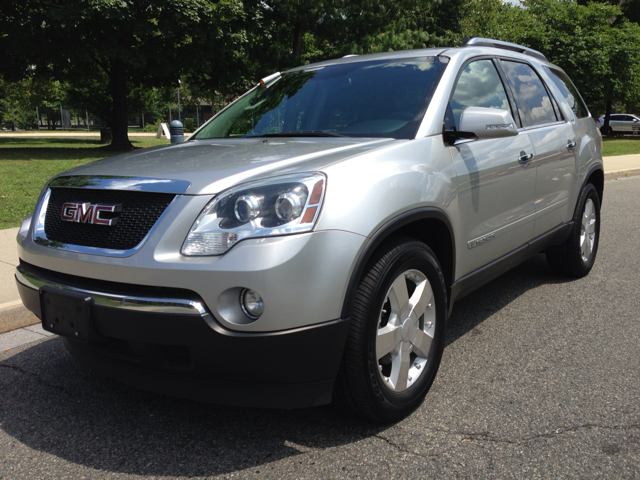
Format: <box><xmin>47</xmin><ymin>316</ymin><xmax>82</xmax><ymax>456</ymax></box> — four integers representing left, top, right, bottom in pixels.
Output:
<box><xmin>0</xmin><ymin>0</ymin><xmax>255</xmax><ymax>149</ymax></box>
<box><xmin>0</xmin><ymin>76</ymin><xmax>65</xmax><ymax>130</ymax></box>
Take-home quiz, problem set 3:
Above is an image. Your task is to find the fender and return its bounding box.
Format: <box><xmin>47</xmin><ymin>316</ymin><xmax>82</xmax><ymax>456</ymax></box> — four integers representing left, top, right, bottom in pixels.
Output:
<box><xmin>580</xmin><ymin>163</ymin><xmax>604</xmax><ymax>206</ymax></box>
<box><xmin>340</xmin><ymin>207</ymin><xmax>456</xmax><ymax>319</ymax></box>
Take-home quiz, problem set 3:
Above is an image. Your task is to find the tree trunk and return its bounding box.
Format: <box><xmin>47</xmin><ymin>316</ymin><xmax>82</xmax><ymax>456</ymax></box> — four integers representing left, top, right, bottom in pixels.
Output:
<box><xmin>292</xmin><ymin>24</ymin><xmax>304</xmax><ymax>63</ymax></box>
<box><xmin>108</xmin><ymin>58</ymin><xmax>133</xmax><ymax>150</ymax></box>
<box><xmin>603</xmin><ymin>98</ymin><xmax>613</xmax><ymax>135</ymax></box>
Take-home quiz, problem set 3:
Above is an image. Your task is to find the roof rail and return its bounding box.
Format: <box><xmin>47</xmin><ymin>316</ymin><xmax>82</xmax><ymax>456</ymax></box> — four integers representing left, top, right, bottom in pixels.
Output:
<box><xmin>463</xmin><ymin>37</ymin><xmax>548</xmax><ymax>62</ymax></box>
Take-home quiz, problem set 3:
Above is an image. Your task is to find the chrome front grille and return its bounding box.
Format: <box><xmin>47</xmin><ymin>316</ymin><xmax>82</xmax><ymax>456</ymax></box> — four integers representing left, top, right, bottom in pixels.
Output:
<box><xmin>43</xmin><ymin>188</ymin><xmax>176</xmax><ymax>251</ymax></box>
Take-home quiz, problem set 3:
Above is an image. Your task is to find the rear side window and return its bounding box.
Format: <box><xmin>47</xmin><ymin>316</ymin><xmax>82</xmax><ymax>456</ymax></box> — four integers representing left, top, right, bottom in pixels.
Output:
<box><xmin>501</xmin><ymin>60</ymin><xmax>557</xmax><ymax>127</ymax></box>
<box><xmin>447</xmin><ymin>59</ymin><xmax>511</xmax><ymax>130</ymax></box>
<box><xmin>545</xmin><ymin>67</ymin><xmax>589</xmax><ymax>118</ymax></box>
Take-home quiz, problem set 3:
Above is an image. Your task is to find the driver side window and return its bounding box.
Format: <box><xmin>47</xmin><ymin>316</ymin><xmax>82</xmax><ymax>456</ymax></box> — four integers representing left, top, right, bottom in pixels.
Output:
<box><xmin>446</xmin><ymin>59</ymin><xmax>511</xmax><ymax>131</ymax></box>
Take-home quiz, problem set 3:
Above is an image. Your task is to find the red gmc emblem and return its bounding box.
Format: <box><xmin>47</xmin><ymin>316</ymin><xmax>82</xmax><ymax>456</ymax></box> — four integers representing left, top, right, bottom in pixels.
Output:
<box><xmin>61</xmin><ymin>202</ymin><xmax>122</xmax><ymax>226</ymax></box>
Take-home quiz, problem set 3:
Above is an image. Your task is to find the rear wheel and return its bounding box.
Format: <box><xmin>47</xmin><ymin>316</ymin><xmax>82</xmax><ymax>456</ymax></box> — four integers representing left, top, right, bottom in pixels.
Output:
<box><xmin>334</xmin><ymin>238</ymin><xmax>447</xmax><ymax>422</ymax></box>
<box><xmin>547</xmin><ymin>183</ymin><xmax>600</xmax><ymax>277</ymax></box>
<box><xmin>600</xmin><ymin>125</ymin><xmax>612</xmax><ymax>136</ymax></box>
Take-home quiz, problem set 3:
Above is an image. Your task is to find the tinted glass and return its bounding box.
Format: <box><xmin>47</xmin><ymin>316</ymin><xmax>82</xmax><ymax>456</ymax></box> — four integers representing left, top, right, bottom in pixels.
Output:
<box><xmin>448</xmin><ymin>59</ymin><xmax>511</xmax><ymax>130</ymax></box>
<box><xmin>194</xmin><ymin>57</ymin><xmax>448</xmax><ymax>140</ymax></box>
<box><xmin>545</xmin><ymin>67</ymin><xmax>589</xmax><ymax>119</ymax></box>
<box><xmin>501</xmin><ymin>61</ymin><xmax>557</xmax><ymax>127</ymax></box>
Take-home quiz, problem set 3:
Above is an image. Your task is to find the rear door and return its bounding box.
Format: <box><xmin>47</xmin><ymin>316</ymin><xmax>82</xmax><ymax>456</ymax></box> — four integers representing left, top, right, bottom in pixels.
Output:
<box><xmin>447</xmin><ymin>58</ymin><xmax>536</xmax><ymax>276</ymax></box>
<box><xmin>622</xmin><ymin>115</ymin><xmax>636</xmax><ymax>133</ymax></box>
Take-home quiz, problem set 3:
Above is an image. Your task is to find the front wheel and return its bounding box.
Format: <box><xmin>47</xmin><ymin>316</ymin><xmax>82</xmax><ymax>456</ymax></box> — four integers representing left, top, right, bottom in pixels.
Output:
<box><xmin>334</xmin><ymin>238</ymin><xmax>447</xmax><ymax>422</ymax></box>
<box><xmin>547</xmin><ymin>183</ymin><xmax>600</xmax><ymax>277</ymax></box>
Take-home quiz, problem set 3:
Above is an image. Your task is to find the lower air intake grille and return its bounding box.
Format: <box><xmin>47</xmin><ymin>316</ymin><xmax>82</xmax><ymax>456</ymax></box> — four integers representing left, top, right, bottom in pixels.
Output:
<box><xmin>44</xmin><ymin>188</ymin><xmax>176</xmax><ymax>250</ymax></box>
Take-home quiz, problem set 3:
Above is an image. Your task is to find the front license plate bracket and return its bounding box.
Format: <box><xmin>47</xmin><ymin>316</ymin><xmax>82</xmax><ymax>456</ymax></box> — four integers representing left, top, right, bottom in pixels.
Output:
<box><xmin>40</xmin><ymin>286</ymin><xmax>93</xmax><ymax>343</ymax></box>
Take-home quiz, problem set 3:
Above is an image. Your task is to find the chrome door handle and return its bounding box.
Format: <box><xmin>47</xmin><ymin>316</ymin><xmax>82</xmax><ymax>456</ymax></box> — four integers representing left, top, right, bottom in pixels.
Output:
<box><xmin>566</xmin><ymin>140</ymin><xmax>576</xmax><ymax>151</ymax></box>
<box><xmin>518</xmin><ymin>151</ymin><xmax>534</xmax><ymax>164</ymax></box>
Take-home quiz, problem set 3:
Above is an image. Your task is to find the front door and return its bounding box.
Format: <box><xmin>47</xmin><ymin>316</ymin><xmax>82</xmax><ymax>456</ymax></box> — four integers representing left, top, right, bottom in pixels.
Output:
<box><xmin>446</xmin><ymin>59</ymin><xmax>537</xmax><ymax>278</ymax></box>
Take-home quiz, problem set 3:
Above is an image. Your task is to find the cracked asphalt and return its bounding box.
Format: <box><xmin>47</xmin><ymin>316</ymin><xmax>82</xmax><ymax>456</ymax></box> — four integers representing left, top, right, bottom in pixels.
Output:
<box><xmin>1</xmin><ymin>176</ymin><xmax>639</xmax><ymax>479</ymax></box>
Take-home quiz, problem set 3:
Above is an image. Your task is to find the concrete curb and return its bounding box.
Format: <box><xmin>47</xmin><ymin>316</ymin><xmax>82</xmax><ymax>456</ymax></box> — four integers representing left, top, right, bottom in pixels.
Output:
<box><xmin>0</xmin><ymin>303</ymin><xmax>39</xmax><ymax>334</ymax></box>
<box><xmin>605</xmin><ymin>168</ymin><xmax>640</xmax><ymax>180</ymax></box>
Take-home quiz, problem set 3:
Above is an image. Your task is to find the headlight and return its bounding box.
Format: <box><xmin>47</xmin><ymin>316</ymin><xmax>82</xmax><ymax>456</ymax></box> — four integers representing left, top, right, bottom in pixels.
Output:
<box><xmin>182</xmin><ymin>172</ymin><xmax>326</xmax><ymax>256</ymax></box>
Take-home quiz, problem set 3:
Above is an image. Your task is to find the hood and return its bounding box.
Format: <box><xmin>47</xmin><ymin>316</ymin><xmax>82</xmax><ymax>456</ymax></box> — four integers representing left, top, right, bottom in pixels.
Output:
<box><xmin>59</xmin><ymin>137</ymin><xmax>396</xmax><ymax>195</ymax></box>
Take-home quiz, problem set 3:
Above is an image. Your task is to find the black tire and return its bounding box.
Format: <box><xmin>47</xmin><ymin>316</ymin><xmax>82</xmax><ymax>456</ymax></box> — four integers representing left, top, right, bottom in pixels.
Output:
<box><xmin>600</xmin><ymin>126</ymin><xmax>612</xmax><ymax>136</ymax></box>
<box><xmin>546</xmin><ymin>183</ymin><xmax>600</xmax><ymax>277</ymax></box>
<box><xmin>333</xmin><ymin>237</ymin><xmax>447</xmax><ymax>423</ymax></box>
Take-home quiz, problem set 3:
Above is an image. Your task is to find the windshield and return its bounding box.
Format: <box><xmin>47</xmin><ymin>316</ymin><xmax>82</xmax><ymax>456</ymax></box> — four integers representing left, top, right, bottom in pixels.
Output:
<box><xmin>193</xmin><ymin>57</ymin><xmax>448</xmax><ymax>140</ymax></box>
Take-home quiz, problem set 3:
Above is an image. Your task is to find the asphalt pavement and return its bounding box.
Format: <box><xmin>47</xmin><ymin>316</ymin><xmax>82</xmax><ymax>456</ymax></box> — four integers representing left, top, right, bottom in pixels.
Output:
<box><xmin>1</xmin><ymin>159</ymin><xmax>639</xmax><ymax>478</ymax></box>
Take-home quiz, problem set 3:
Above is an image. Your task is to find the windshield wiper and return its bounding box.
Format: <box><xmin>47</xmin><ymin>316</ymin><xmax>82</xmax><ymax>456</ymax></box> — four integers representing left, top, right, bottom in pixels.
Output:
<box><xmin>250</xmin><ymin>130</ymin><xmax>345</xmax><ymax>138</ymax></box>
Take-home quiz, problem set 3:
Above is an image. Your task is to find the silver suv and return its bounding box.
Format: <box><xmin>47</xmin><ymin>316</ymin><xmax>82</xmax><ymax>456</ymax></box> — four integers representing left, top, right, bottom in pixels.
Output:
<box><xmin>15</xmin><ymin>38</ymin><xmax>603</xmax><ymax>422</ymax></box>
<box><xmin>596</xmin><ymin>113</ymin><xmax>640</xmax><ymax>135</ymax></box>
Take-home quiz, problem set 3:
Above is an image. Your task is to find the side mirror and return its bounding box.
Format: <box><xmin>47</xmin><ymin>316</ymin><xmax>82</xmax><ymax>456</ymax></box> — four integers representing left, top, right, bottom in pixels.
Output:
<box><xmin>458</xmin><ymin>107</ymin><xmax>519</xmax><ymax>140</ymax></box>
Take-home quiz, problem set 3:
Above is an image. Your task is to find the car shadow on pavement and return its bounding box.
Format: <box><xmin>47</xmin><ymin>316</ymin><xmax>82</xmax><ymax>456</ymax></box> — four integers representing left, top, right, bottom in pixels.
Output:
<box><xmin>0</xmin><ymin>337</ymin><xmax>381</xmax><ymax>477</ymax></box>
<box><xmin>445</xmin><ymin>253</ymin><xmax>573</xmax><ymax>346</ymax></box>
<box><xmin>0</xmin><ymin>253</ymin><xmax>576</xmax><ymax>477</ymax></box>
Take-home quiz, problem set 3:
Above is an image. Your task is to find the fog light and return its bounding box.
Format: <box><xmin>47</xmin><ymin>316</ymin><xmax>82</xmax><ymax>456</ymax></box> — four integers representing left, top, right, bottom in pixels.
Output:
<box><xmin>241</xmin><ymin>289</ymin><xmax>264</xmax><ymax>319</ymax></box>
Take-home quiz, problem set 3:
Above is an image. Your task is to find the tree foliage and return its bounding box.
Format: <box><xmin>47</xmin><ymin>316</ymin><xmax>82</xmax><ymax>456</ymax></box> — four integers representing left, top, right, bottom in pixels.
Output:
<box><xmin>4</xmin><ymin>0</ymin><xmax>638</xmax><ymax>145</ymax></box>
<box><xmin>0</xmin><ymin>76</ymin><xmax>65</xmax><ymax>130</ymax></box>
<box><xmin>239</xmin><ymin>0</ymin><xmax>457</xmax><ymax>77</ymax></box>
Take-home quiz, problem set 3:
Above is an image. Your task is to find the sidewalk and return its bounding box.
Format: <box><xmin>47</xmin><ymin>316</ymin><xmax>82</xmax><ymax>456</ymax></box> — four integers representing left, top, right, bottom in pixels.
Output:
<box><xmin>0</xmin><ymin>227</ymin><xmax>36</xmax><ymax>336</ymax></box>
<box><xmin>2</xmin><ymin>154</ymin><xmax>640</xmax><ymax>348</ymax></box>
<box><xmin>602</xmin><ymin>153</ymin><xmax>640</xmax><ymax>179</ymax></box>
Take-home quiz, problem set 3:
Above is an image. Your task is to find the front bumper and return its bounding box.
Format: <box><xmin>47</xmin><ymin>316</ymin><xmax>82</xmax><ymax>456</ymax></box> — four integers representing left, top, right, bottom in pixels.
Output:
<box><xmin>16</xmin><ymin>261</ymin><xmax>350</xmax><ymax>408</ymax></box>
<box><xmin>18</xmin><ymin>199</ymin><xmax>366</xmax><ymax>332</ymax></box>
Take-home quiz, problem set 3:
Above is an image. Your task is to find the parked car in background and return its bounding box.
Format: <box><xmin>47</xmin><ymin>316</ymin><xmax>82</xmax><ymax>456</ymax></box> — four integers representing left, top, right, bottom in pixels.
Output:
<box><xmin>596</xmin><ymin>113</ymin><xmax>640</xmax><ymax>135</ymax></box>
<box><xmin>16</xmin><ymin>38</ymin><xmax>604</xmax><ymax>422</ymax></box>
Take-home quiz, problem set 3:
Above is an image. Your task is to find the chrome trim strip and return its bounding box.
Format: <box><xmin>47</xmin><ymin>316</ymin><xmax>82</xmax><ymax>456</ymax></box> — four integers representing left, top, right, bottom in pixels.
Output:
<box><xmin>47</xmin><ymin>176</ymin><xmax>191</xmax><ymax>194</ymax></box>
<box><xmin>522</xmin><ymin>120</ymin><xmax>567</xmax><ymax>131</ymax></box>
<box><xmin>16</xmin><ymin>265</ymin><xmax>206</xmax><ymax>315</ymax></box>
<box><xmin>32</xmin><ymin>188</ymin><xmax>183</xmax><ymax>257</ymax></box>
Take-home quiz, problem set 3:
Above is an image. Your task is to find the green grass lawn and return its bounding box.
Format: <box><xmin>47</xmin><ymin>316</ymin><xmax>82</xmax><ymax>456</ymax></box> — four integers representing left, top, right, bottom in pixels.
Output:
<box><xmin>0</xmin><ymin>137</ymin><xmax>170</xmax><ymax>229</ymax></box>
<box><xmin>601</xmin><ymin>137</ymin><xmax>640</xmax><ymax>157</ymax></box>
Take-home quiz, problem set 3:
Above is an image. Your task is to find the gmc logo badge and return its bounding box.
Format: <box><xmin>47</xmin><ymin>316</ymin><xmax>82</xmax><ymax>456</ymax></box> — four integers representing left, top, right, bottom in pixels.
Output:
<box><xmin>61</xmin><ymin>202</ymin><xmax>122</xmax><ymax>226</ymax></box>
